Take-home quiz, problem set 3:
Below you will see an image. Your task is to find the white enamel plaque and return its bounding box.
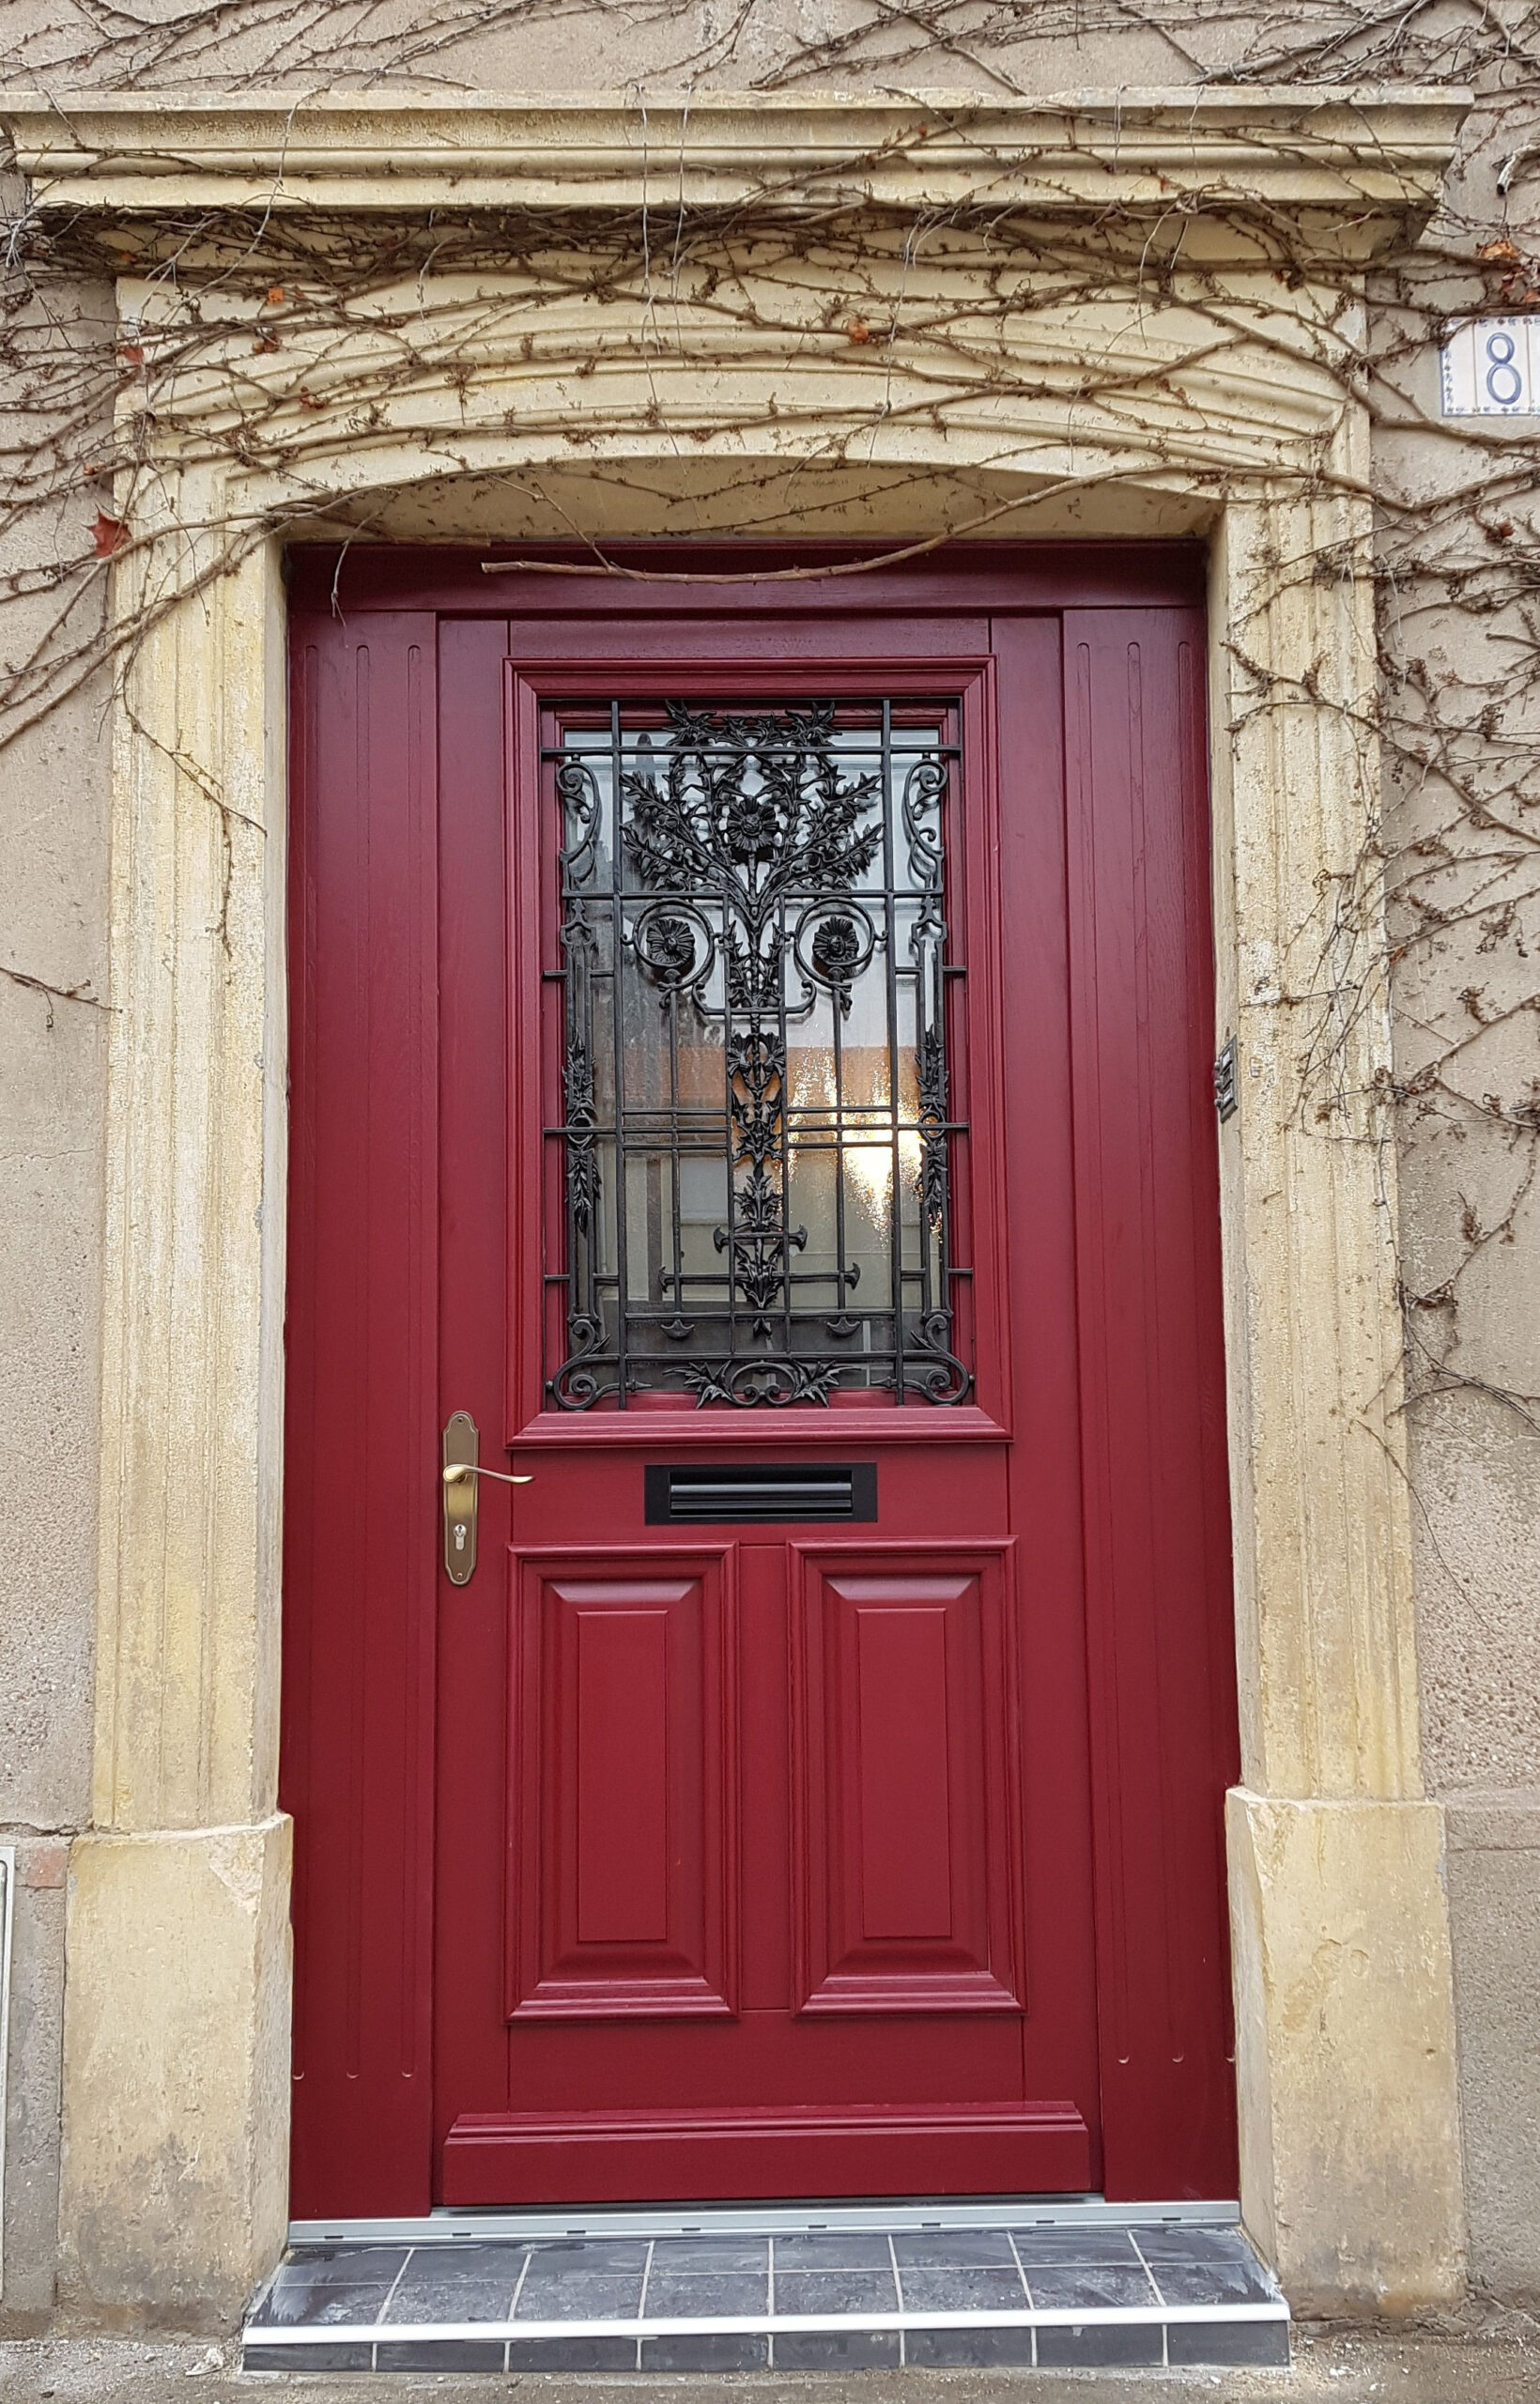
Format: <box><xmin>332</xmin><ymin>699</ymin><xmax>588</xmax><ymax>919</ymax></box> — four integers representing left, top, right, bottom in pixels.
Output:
<box><xmin>1440</xmin><ymin>317</ymin><xmax>1540</xmax><ymax>416</ymax></box>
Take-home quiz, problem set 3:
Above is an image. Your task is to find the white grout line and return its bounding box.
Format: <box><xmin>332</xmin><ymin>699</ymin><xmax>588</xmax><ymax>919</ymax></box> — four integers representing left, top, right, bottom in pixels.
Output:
<box><xmin>1126</xmin><ymin>2227</ymin><xmax>1163</xmax><ymax>2308</ymax></box>
<box><xmin>636</xmin><ymin>2237</ymin><xmax>655</xmax><ymax>2374</ymax></box>
<box><xmin>503</xmin><ymin>2243</ymin><xmax>532</xmax><ymax>2375</ymax></box>
<box><xmin>377</xmin><ymin>2246</ymin><xmax>414</xmax><ymax>2319</ymax></box>
<box><xmin>765</xmin><ymin>2231</ymin><xmax>776</xmax><ymax>2368</ymax></box>
<box><xmin>887</xmin><ymin>2229</ymin><xmax>903</xmax><ymax>2367</ymax></box>
<box><xmin>1004</xmin><ymin>2226</ymin><xmax>1038</xmax><ymax>2364</ymax></box>
<box><xmin>370</xmin><ymin>2244</ymin><xmax>416</xmax><ymax>2374</ymax></box>
<box><xmin>246</xmin><ymin>2300</ymin><xmax>1289</xmax><ymax>2347</ymax></box>
<box><xmin>1127</xmin><ymin>2225</ymin><xmax>1168</xmax><ymax>2366</ymax></box>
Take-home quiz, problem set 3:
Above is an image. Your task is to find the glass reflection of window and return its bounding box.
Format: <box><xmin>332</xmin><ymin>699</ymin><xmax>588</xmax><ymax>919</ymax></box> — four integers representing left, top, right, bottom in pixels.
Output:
<box><xmin>547</xmin><ymin>701</ymin><xmax>969</xmax><ymax>1410</ymax></box>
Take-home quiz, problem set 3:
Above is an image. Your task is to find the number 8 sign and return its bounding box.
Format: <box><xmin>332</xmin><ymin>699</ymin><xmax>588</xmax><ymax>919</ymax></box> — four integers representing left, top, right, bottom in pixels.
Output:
<box><xmin>1441</xmin><ymin>317</ymin><xmax>1539</xmax><ymax>416</ymax></box>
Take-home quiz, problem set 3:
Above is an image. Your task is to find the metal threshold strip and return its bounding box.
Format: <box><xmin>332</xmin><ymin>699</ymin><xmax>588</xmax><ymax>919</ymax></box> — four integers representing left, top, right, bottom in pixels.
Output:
<box><xmin>251</xmin><ymin>2200</ymin><xmax>1288</xmax><ymax>2374</ymax></box>
<box><xmin>289</xmin><ymin>2194</ymin><xmax>1241</xmax><ymax>2244</ymax></box>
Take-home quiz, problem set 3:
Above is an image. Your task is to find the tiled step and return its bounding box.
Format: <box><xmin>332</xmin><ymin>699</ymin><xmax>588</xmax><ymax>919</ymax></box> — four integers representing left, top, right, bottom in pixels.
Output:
<box><xmin>244</xmin><ymin>2205</ymin><xmax>1289</xmax><ymax>2373</ymax></box>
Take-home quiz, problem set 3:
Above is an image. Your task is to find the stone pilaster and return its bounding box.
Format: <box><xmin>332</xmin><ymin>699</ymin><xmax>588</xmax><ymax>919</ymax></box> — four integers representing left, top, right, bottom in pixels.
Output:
<box><xmin>60</xmin><ymin>512</ymin><xmax>292</xmax><ymax>2325</ymax></box>
<box><xmin>1211</xmin><ymin>487</ymin><xmax>1464</xmax><ymax>2306</ymax></box>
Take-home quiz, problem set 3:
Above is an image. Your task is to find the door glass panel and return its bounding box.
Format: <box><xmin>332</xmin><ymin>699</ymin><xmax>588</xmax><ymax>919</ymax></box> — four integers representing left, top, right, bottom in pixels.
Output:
<box><xmin>547</xmin><ymin>700</ymin><xmax>970</xmax><ymax>1409</ymax></box>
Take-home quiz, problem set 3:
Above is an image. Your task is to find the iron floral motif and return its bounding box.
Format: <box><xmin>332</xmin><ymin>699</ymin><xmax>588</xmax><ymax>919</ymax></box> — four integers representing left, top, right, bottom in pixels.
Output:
<box><xmin>809</xmin><ymin>910</ymin><xmax>864</xmax><ymax>1005</ymax></box>
<box><xmin>900</xmin><ymin>748</ymin><xmax>968</xmax><ymax>1403</ymax></box>
<box><xmin>563</xmin><ymin>1030</ymin><xmax>598</xmax><ymax>1235</ymax></box>
<box><xmin>551</xmin><ymin>755</ymin><xmax>608</xmax><ymax>1409</ymax></box>
<box><xmin>683</xmin><ymin>1357</ymin><xmax>843</xmax><ymax>1408</ymax></box>
<box><xmin>916</xmin><ymin>1021</ymin><xmax>949</xmax><ymax>1233</ymax></box>
<box><xmin>624</xmin><ymin>703</ymin><xmax>883</xmax><ymax>1338</ymax></box>
<box><xmin>548</xmin><ymin>700</ymin><xmax>971</xmax><ymax>1409</ymax></box>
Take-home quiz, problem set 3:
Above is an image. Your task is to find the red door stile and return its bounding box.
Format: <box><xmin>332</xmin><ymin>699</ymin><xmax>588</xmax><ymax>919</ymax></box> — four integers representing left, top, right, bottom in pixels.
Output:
<box><xmin>281</xmin><ymin>548</ymin><xmax>1240</xmax><ymax>2221</ymax></box>
<box><xmin>1063</xmin><ymin>609</ymin><xmax>1240</xmax><ymax>2199</ymax></box>
<box><xmin>282</xmin><ymin>611</ymin><xmax>440</xmax><ymax>2216</ymax></box>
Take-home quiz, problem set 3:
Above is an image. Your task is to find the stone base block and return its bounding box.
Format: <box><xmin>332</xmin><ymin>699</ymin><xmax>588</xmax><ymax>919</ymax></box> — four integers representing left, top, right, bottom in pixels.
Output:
<box><xmin>58</xmin><ymin>1818</ymin><xmax>291</xmax><ymax>2332</ymax></box>
<box><xmin>1226</xmin><ymin>1788</ymin><xmax>1465</xmax><ymax>2316</ymax></box>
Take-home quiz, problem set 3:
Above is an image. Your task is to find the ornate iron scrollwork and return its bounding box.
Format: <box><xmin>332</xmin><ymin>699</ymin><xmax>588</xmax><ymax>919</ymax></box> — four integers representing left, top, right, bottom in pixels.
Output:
<box><xmin>547</xmin><ymin>699</ymin><xmax>971</xmax><ymax>1408</ymax></box>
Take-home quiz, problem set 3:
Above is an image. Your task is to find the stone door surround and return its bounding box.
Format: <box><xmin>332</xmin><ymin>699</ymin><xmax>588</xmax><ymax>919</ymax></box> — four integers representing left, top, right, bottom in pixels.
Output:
<box><xmin>0</xmin><ymin>85</ymin><xmax>1470</xmax><ymax>2325</ymax></box>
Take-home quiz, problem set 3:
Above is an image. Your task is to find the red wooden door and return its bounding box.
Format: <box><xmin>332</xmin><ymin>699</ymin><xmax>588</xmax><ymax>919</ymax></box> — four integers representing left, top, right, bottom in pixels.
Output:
<box><xmin>283</xmin><ymin>548</ymin><xmax>1240</xmax><ymax>2219</ymax></box>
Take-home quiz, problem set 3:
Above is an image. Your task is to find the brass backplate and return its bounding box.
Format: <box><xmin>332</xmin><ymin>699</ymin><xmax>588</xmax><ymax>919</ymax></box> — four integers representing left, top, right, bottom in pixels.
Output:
<box><xmin>442</xmin><ymin>1410</ymin><xmax>479</xmax><ymax>1585</ymax></box>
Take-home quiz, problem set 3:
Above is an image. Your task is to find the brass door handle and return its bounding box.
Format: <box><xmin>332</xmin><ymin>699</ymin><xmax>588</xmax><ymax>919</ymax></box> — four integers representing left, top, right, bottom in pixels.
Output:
<box><xmin>441</xmin><ymin>1410</ymin><xmax>532</xmax><ymax>1585</ymax></box>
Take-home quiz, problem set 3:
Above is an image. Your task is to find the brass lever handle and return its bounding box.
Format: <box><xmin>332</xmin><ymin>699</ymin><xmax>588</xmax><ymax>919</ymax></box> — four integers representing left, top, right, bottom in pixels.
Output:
<box><xmin>441</xmin><ymin>1410</ymin><xmax>532</xmax><ymax>1586</ymax></box>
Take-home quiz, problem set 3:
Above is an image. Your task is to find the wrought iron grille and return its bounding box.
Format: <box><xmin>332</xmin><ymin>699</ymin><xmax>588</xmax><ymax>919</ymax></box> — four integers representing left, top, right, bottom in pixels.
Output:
<box><xmin>546</xmin><ymin>699</ymin><xmax>970</xmax><ymax>1409</ymax></box>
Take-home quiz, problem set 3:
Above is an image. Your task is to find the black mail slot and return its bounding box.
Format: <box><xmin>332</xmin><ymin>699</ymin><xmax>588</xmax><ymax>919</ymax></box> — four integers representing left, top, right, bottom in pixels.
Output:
<box><xmin>645</xmin><ymin>1462</ymin><xmax>878</xmax><ymax>1524</ymax></box>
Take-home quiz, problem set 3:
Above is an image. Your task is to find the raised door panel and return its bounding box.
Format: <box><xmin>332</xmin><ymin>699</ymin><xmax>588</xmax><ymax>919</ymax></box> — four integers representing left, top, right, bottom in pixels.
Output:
<box><xmin>443</xmin><ymin>2101</ymin><xmax>1091</xmax><ymax>2206</ymax></box>
<box><xmin>792</xmin><ymin>1547</ymin><xmax>1024</xmax><ymax>2014</ymax></box>
<box><xmin>506</xmin><ymin>1551</ymin><xmax>737</xmax><ymax>2018</ymax></box>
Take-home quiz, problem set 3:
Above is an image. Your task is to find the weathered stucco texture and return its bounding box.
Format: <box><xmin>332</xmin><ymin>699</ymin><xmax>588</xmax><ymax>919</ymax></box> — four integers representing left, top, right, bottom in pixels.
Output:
<box><xmin>1445</xmin><ymin>1800</ymin><xmax>1540</xmax><ymax>2302</ymax></box>
<box><xmin>0</xmin><ymin>268</ymin><xmax>113</xmax><ymax>2326</ymax></box>
<box><xmin>1376</xmin><ymin>291</ymin><xmax>1540</xmax><ymax>2299</ymax></box>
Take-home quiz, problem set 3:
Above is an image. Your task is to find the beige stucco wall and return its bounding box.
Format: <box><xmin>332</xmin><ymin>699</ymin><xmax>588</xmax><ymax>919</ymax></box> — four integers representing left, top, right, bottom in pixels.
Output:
<box><xmin>0</xmin><ymin>0</ymin><xmax>1534</xmax><ymax>2329</ymax></box>
<box><xmin>1375</xmin><ymin>310</ymin><xmax>1540</xmax><ymax>2304</ymax></box>
<box><xmin>0</xmin><ymin>264</ymin><xmax>114</xmax><ymax>2329</ymax></box>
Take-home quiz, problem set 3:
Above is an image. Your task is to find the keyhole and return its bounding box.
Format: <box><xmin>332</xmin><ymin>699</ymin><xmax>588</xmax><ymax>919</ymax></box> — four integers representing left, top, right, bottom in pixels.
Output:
<box><xmin>454</xmin><ymin>1524</ymin><xmax>467</xmax><ymax>1552</ymax></box>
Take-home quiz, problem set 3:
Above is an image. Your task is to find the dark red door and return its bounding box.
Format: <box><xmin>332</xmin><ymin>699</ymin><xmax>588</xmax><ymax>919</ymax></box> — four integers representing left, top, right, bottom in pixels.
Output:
<box><xmin>283</xmin><ymin>548</ymin><xmax>1240</xmax><ymax>2220</ymax></box>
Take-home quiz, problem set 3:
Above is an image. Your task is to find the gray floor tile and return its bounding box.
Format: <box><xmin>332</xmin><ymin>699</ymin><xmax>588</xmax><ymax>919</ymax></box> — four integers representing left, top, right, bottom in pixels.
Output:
<box><xmin>893</xmin><ymin>2229</ymin><xmax>1019</xmax><ymax>2268</ymax></box>
<box><xmin>1168</xmin><ymin>2318</ymin><xmax>1291</xmax><ymax>2365</ymax></box>
<box><xmin>514</xmin><ymin>2271</ymin><xmax>645</xmax><ymax>2319</ymax></box>
<box><xmin>375</xmin><ymin>2339</ymin><xmax>505</xmax><ymax>2370</ymax></box>
<box><xmin>396</xmin><ymin>2241</ymin><xmax>525</xmax><ymax>2279</ymax></box>
<box><xmin>774</xmin><ymin>2328</ymin><xmax>901</xmax><ymax>2368</ymax></box>
<box><xmin>772</xmin><ymin>2231</ymin><xmax>894</xmax><ymax>2272</ymax></box>
<box><xmin>1025</xmin><ymin>2262</ymin><xmax>1160</xmax><ymax>2311</ymax></box>
<box><xmin>243</xmin><ymin>2342</ymin><xmax>375</xmax><ymax>2371</ymax></box>
<box><xmin>904</xmin><ymin>2326</ymin><xmax>1038</xmax><ymax>2367</ymax></box>
<box><xmin>518</xmin><ymin>2237</ymin><xmax>649</xmax><ymax>2275</ymax></box>
<box><xmin>643</xmin><ymin>2270</ymin><xmax>769</xmax><ymax>2317</ymax></box>
<box><xmin>1037</xmin><ymin>2320</ymin><xmax>1165</xmax><ymax>2367</ymax></box>
<box><xmin>505</xmin><ymin>2335</ymin><xmax>639</xmax><ymax>2369</ymax></box>
<box><xmin>1134</xmin><ymin>2222</ymin><xmax>1250</xmax><ymax>2260</ymax></box>
<box><xmin>382</xmin><ymin>2245</ymin><xmax>525</xmax><ymax>2321</ymax></box>
<box><xmin>640</xmin><ymin>2333</ymin><xmax>770</xmax><ymax>2369</ymax></box>
<box><xmin>283</xmin><ymin>2244</ymin><xmax>410</xmax><ymax>2285</ymax></box>
<box><xmin>1012</xmin><ymin>2227</ymin><xmax>1145</xmax><ymax>2267</ymax></box>
<box><xmin>774</xmin><ymin>2267</ymin><xmax>899</xmax><ymax>2314</ymax></box>
<box><xmin>649</xmin><ymin>2238</ymin><xmax>770</xmax><ymax>2275</ymax></box>
<box><xmin>251</xmin><ymin>2279</ymin><xmax>395</xmax><ymax>2328</ymax></box>
<box><xmin>896</xmin><ymin>2267</ymin><xmax>1029</xmax><ymax>2312</ymax></box>
<box><xmin>1151</xmin><ymin>2258</ymin><xmax>1281</xmax><ymax>2306</ymax></box>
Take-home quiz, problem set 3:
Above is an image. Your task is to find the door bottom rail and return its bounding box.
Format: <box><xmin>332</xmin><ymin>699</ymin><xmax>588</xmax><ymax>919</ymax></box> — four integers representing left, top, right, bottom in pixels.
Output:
<box><xmin>244</xmin><ymin>2209</ymin><xmax>1288</xmax><ymax>2372</ymax></box>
